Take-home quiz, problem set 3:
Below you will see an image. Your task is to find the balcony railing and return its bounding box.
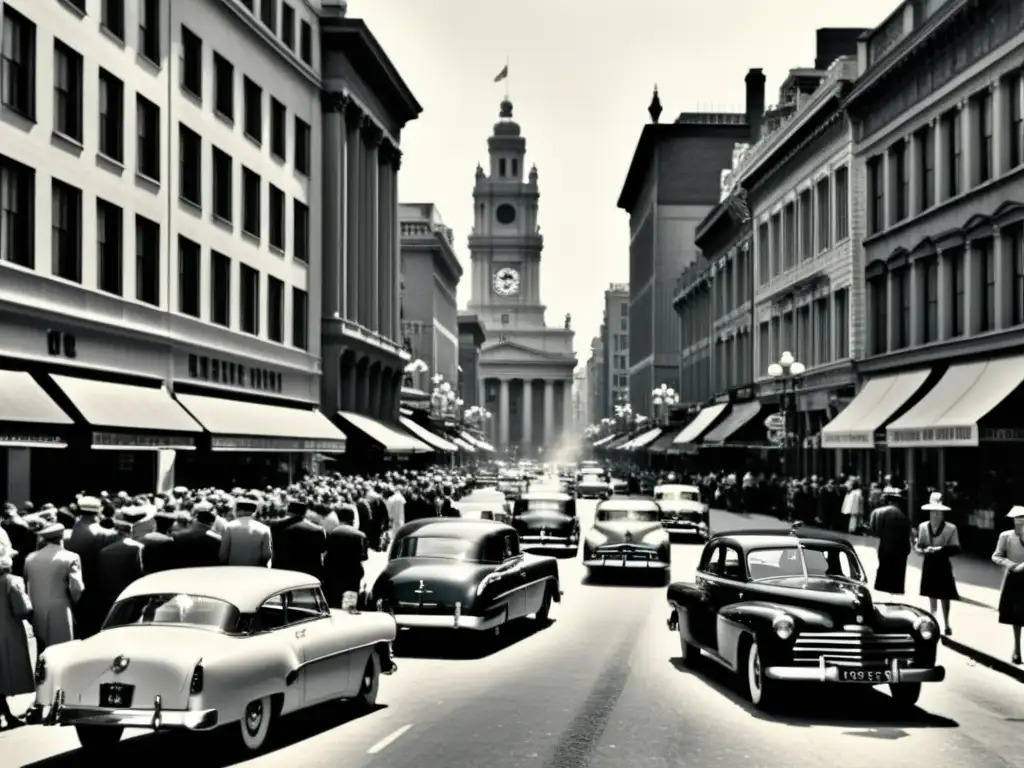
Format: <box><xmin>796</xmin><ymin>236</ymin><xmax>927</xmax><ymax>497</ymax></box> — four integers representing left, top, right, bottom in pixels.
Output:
<box><xmin>400</xmin><ymin>221</ymin><xmax>454</xmax><ymax>244</ymax></box>
<box><xmin>339</xmin><ymin>318</ymin><xmax>410</xmax><ymax>360</ymax></box>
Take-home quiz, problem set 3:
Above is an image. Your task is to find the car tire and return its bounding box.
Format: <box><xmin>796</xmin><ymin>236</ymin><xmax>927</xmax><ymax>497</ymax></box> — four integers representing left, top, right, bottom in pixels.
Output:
<box><xmin>238</xmin><ymin>695</ymin><xmax>274</xmax><ymax>753</ymax></box>
<box><xmin>743</xmin><ymin>638</ymin><xmax>779</xmax><ymax>711</ymax></box>
<box><xmin>535</xmin><ymin>587</ymin><xmax>553</xmax><ymax>621</ymax></box>
<box><xmin>354</xmin><ymin>652</ymin><xmax>381</xmax><ymax>710</ymax></box>
<box><xmin>75</xmin><ymin>724</ymin><xmax>123</xmax><ymax>749</ymax></box>
<box><xmin>888</xmin><ymin>682</ymin><xmax>921</xmax><ymax>707</ymax></box>
<box><xmin>677</xmin><ymin>625</ymin><xmax>699</xmax><ymax>667</ymax></box>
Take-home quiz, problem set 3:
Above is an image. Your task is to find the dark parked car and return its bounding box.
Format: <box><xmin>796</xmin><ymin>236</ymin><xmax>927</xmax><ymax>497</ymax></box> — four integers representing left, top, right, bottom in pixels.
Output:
<box><xmin>511</xmin><ymin>492</ymin><xmax>579</xmax><ymax>552</ymax></box>
<box><xmin>372</xmin><ymin>519</ymin><xmax>560</xmax><ymax>636</ymax></box>
<box><xmin>582</xmin><ymin>499</ymin><xmax>670</xmax><ymax>579</ymax></box>
<box><xmin>667</xmin><ymin>528</ymin><xmax>945</xmax><ymax>710</ymax></box>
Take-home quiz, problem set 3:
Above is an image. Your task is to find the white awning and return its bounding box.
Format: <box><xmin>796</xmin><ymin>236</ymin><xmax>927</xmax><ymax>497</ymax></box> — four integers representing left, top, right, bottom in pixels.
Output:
<box><xmin>673</xmin><ymin>404</ymin><xmax>728</xmax><ymax>445</ymax></box>
<box><xmin>703</xmin><ymin>402</ymin><xmax>762</xmax><ymax>444</ymax></box>
<box><xmin>460</xmin><ymin>431</ymin><xmax>494</xmax><ymax>451</ymax></box>
<box><xmin>337</xmin><ymin>411</ymin><xmax>431</xmax><ymax>453</ymax></box>
<box><xmin>592</xmin><ymin>433</ymin><xmax>617</xmax><ymax>448</ymax></box>
<box><xmin>399</xmin><ymin>417</ymin><xmax>458</xmax><ymax>452</ymax></box>
<box><xmin>627</xmin><ymin>427</ymin><xmax>662</xmax><ymax>450</ymax></box>
<box><xmin>819</xmin><ymin>370</ymin><xmax>930</xmax><ymax>449</ymax></box>
<box><xmin>0</xmin><ymin>370</ymin><xmax>73</xmax><ymax>449</ymax></box>
<box><xmin>399</xmin><ymin>407</ymin><xmax>414</xmax><ymax>417</ymax></box>
<box><xmin>453</xmin><ymin>436</ymin><xmax>477</xmax><ymax>452</ymax></box>
<box><xmin>887</xmin><ymin>357</ymin><xmax>1024</xmax><ymax>447</ymax></box>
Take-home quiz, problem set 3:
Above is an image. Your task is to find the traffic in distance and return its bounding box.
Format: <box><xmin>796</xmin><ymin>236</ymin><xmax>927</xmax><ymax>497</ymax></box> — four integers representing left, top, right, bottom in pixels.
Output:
<box><xmin>27</xmin><ymin>459</ymin><xmax>949</xmax><ymax>756</ymax></box>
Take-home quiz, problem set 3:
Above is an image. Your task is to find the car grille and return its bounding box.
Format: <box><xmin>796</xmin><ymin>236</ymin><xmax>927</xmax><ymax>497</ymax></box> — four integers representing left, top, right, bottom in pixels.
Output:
<box><xmin>395</xmin><ymin>600</ymin><xmax>455</xmax><ymax>615</ymax></box>
<box><xmin>792</xmin><ymin>631</ymin><xmax>916</xmax><ymax>667</ymax></box>
<box><xmin>595</xmin><ymin>544</ymin><xmax>658</xmax><ymax>560</ymax></box>
<box><xmin>662</xmin><ymin>511</ymin><xmax>701</xmax><ymax>521</ymax></box>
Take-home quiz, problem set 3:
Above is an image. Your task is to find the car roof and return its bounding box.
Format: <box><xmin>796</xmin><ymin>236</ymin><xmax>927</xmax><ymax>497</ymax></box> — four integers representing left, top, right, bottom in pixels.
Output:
<box><xmin>398</xmin><ymin>518</ymin><xmax>513</xmax><ymax>541</ymax></box>
<box><xmin>710</xmin><ymin>527</ymin><xmax>855</xmax><ymax>551</ymax></box>
<box><xmin>522</xmin><ymin>491</ymin><xmax>571</xmax><ymax>501</ymax></box>
<box><xmin>655</xmin><ymin>484</ymin><xmax>699</xmax><ymax>493</ymax></box>
<box><xmin>596</xmin><ymin>498</ymin><xmax>660</xmax><ymax>511</ymax></box>
<box><xmin>116</xmin><ymin>567</ymin><xmax>321</xmax><ymax>613</ymax></box>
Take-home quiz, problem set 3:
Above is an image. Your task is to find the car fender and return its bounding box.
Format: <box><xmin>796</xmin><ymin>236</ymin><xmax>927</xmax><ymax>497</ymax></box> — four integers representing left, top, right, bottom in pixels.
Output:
<box><xmin>715</xmin><ymin>601</ymin><xmax>836</xmax><ymax>670</ymax></box>
<box><xmin>196</xmin><ymin>635</ymin><xmax>301</xmax><ymax>722</ymax></box>
<box><xmin>665</xmin><ymin>582</ymin><xmax>703</xmax><ymax>643</ymax></box>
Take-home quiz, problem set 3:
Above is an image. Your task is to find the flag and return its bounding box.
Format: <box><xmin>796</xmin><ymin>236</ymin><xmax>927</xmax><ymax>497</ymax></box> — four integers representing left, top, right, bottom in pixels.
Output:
<box><xmin>494</xmin><ymin>65</ymin><xmax>508</xmax><ymax>83</ymax></box>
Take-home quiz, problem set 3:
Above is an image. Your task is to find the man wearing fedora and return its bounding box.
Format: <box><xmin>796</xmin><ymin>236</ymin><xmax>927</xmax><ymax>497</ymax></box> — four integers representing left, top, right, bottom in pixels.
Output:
<box><xmin>65</xmin><ymin>496</ymin><xmax>117</xmax><ymax>638</ymax></box>
<box><xmin>171</xmin><ymin>501</ymin><xmax>223</xmax><ymax>569</ymax></box>
<box><xmin>219</xmin><ymin>497</ymin><xmax>273</xmax><ymax>567</ymax></box>
<box><xmin>138</xmin><ymin>505</ymin><xmax>177</xmax><ymax>575</ymax></box>
<box><xmin>269</xmin><ymin>500</ymin><xmax>327</xmax><ymax>582</ymax></box>
<box><xmin>96</xmin><ymin>508</ymin><xmax>150</xmax><ymax>620</ymax></box>
<box><xmin>869</xmin><ymin>486</ymin><xmax>912</xmax><ymax>597</ymax></box>
<box><xmin>23</xmin><ymin>522</ymin><xmax>84</xmax><ymax>654</ymax></box>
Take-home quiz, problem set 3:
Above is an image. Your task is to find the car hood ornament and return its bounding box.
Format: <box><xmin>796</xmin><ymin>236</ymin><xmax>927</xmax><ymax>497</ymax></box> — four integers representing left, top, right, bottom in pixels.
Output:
<box><xmin>624</xmin><ymin>531</ymin><xmax>634</xmax><ymax>543</ymax></box>
<box><xmin>111</xmin><ymin>655</ymin><xmax>130</xmax><ymax>674</ymax></box>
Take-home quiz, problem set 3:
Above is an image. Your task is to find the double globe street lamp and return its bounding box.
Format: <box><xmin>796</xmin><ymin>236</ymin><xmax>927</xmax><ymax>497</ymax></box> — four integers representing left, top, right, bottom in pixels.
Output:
<box><xmin>651</xmin><ymin>384</ymin><xmax>679</xmax><ymax>425</ymax></box>
<box><xmin>430</xmin><ymin>374</ymin><xmax>463</xmax><ymax>420</ymax></box>
<box><xmin>404</xmin><ymin>358</ymin><xmax>429</xmax><ymax>390</ymax></box>
<box><xmin>767</xmin><ymin>351</ymin><xmax>805</xmax><ymax>478</ymax></box>
<box><xmin>463</xmin><ymin>404</ymin><xmax>491</xmax><ymax>430</ymax></box>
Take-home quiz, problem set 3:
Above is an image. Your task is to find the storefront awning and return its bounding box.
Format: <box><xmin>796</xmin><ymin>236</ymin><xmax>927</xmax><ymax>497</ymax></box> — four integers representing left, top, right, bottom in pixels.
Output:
<box><xmin>335</xmin><ymin>411</ymin><xmax>430</xmax><ymax>453</ymax></box>
<box><xmin>399</xmin><ymin>417</ymin><xmax>458</xmax><ymax>452</ymax></box>
<box><xmin>459</xmin><ymin>431</ymin><xmax>494</xmax><ymax>452</ymax></box>
<box><xmin>0</xmin><ymin>370</ymin><xmax>73</xmax><ymax>448</ymax></box>
<box><xmin>819</xmin><ymin>370</ymin><xmax>930</xmax><ymax>449</ymax></box>
<box><xmin>672</xmin><ymin>404</ymin><xmax>728</xmax><ymax>447</ymax></box>
<box><xmin>702</xmin><ymin>402</ymin><xmax>763</xmax><ymax>445</ymax></box>
<box><xmin>646</xmin><ymin>429</ymin><xmax>681</xmax><ymax>454</ymax></box>
<box><xmin>452</xmin><ymin>436</ymin><xmax>476</xmax><ymax>452</ymax></box>
<box><xmin>399</xmin><ymin>407</ymin><xmax>414</xmax><ymax>417</ymax></box>
<box><xmin>626</xmin><ymin>427</ymin><xmax>662</xmax><ymax>450</ymax></box>
<box><xmin>175</xmin><ymin>393</ymin><xmax>347</xmax><ymax>452</ymax></box>
<box><xmin>591</xmin><ymin>433</ymin><xmax>617</xmax><ymax>448</ymax></box>
<box><xmin>887</xmin><ymin>357</ymin><xmax>1024</xmax><ymax>448</ymax></box>
<box><xmin>52</xmin><ymin>374</ymin><xmax>201</xmax><ymax>450</ymax></box>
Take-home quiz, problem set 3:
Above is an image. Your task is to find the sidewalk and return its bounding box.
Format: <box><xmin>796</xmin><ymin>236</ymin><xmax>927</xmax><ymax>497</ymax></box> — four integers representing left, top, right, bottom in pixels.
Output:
<box><xmin>710</xmin><ymin>508</ymin><xmax>1023</xmax><ymax>684</ymax></box>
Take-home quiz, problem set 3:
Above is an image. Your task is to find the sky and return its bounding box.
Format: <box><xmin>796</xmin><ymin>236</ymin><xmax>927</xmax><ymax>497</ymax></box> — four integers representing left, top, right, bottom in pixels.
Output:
<box><xmin>349</xmin><ymin>0</ymin><xmax>902</xmax><ymax>364</ymax></box>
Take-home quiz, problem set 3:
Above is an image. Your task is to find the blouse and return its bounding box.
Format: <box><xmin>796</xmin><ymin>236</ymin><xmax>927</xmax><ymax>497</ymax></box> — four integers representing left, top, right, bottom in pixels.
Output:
<box><xmin>992</xmin><ymin>529</ymin><xmax>1024</xmax><ymax>591</ymax></box>
<box><xmin>915</xmin><ymin>520</ymin><xmax>960</xmax><ymax>554</ymax></box>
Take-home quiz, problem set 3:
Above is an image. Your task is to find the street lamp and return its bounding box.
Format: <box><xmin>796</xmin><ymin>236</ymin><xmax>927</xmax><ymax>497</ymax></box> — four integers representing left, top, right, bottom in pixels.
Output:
<box><xmin>404</xmin><ymin>359</ymin><xmax>428</xmax><ymax>389</ymax></box>
<box><xmin>767</xmin><ymin>350</ymin><xmax>806</xmax><ymax>478</ymax></box>
<box><xmin>614</xmin><ymin>402</ymin><xmax>633</xmax><ymax>431</ymax></box>
<box><xmin>651</xmin><ymin>384</ymin><xmax>679</xmax><ymax>425</ymax></box>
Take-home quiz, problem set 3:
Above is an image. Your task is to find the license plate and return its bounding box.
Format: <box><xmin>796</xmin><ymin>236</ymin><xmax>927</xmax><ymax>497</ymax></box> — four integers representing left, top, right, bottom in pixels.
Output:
<box><xmin>838</xmin><ymin>669</ymin><xmax>893</xmax><ymax>683</ymax></box>
<box><xmin>99</xmin><ymin>682</ymin><xmax>134</xmax><ymax>708</ymax></box>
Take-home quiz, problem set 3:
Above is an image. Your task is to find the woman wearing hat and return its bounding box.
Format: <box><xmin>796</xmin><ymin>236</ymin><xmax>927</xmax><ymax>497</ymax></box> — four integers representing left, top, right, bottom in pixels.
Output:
<box><xmin>992</xmin><ymin>506</ymin><xmax>1024</xmax><ymax>665</ymax></box>
<box><xmin>915</xmin><ymin>492</ymin><xmax>960</xmax><ymax>635</ymax></box>
<box><xmin>0</xmin><ymin>548</ymin><xmax>33</xmax><ymax>729</ymax></box>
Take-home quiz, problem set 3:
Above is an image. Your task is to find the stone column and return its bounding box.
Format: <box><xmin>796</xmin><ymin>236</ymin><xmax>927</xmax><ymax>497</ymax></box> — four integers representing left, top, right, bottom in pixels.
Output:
<box><xmin>885</xmin><ymin>270</ymin><xmax>896</xmax><ymax>353</ymax></box>
<box><xmin>391</xmin><ymin>150</ymin><xmax>403</xmax><ymax>339</ymax></box>
<box><xmin>907</xmin><ymin>132</ymin><xmax>920</xmax><ymax>217</ymax></box>
<box><xmin>937</xmin><ymin>249</ymin><xmax>952</xmax><ymax>341</ymax></box>
<box><xmin>498</xmin><ymin>378</ymin><xmax>510</xmax><ymax>450</ymax></box>
<box><xmin>321</xmin><ymin>94</ymin><xmax>347</xmax><ymax>318</ymax></box>
<box><xmin>994</xmin><ymin>225</ymin><xmax>1012</xmax><ymax>330</ymax></box>
<box><xmin>344</xmin><ymin>104</ymin><xmax>362</xmax><ymax>322</ymax></box>
<box><xmin>909</xmin><ymin>259</ymin><xmax>922</xmax><ymax>347</ymax></box>
<box><xmin>543</xmin><ymin>379</ymin><xmax>555</xmax><ymax>449</ymax></box>
<box><xmin>562</xmin><ymin>380</ymin><xmax>573</xmax><ymax>435</ymax></box>
<box><xmin>522</xmin><ymin>379</ymin><xmax>533</xmax><ymax>451</ymax></box>
<box><xmin>933</xmin><ymin>118</ymin><xmax>946</xmax><ymax>206</ymax></box>
<box><xmin>960</xmin><ymin>99</ymin><xmax>974</xmax><ymax>191</ymax></box>
<box><xmin>993</xmin><ymin>79</ymin><xmax>1009</xmax><ymax>178</ymax></box>
<box><xmin>377</xmin><ymin>143</ymin><xmax>393</xmax><ymax>340</ymax></box>
<box><xmin>361</xmin><ymin>118</ymin><xmax>382</xmax><ymax>332</ymax></box>
<box><xmin>882</xmin><ymin>147</ymin><xmax>895</xmax><ymax>230</ymax></box>
<box><xmin>964</xmin><ymin>239</ymin><xmax>981</xmax><ymax>335</ymax></box>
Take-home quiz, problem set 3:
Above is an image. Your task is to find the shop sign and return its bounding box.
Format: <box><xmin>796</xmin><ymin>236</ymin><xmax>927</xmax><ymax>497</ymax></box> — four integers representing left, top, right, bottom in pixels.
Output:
<box><xmin>819</xmin><ymin>431</ymin><xmax>875</xmax><ymax>448</ymax></box>
<box><xmin>979</xmin><ymin>427</ymin><xmax>1024</xmax><ymax>442</ymax></box>
<box><xmin>886</xmin><ymin>425</ymin><xmax>978</xmax><ymax>447</ymax></box>
<box><xmin>93</xmin><ymin>432</ymin><xmax>196</xmax><ymax>450</ymax></box>
<box><xmin>0</xmin><ymin>434</ymin><xmax>66</xmax><ymax>447</ymax></box>
<box><xmin>211</xmin><ymin>436</ymin><xmax>347</xmax><ymax>453</ymax></box>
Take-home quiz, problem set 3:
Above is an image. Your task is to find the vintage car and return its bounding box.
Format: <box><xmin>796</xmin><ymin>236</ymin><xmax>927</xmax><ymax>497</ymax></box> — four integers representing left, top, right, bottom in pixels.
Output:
<box><xmin>497</xmin><ymin>471</ymin><xmax>527</xmax><ymax>500</ymax></box>
<box><xmin>36</xmin><ymin>568</ymin><xmax>397</xmax><ymax>753</ymax></box>
<box><xmin>582</xmin><ymin>499</ymin><xmax>671</xmax><ymax>578</ymax></box>
<box><xmin>576</xmin><ymin>468</ymin><xmax>611</xmax><ymax>499</ymax></box>
<box><xmin>372</xmin><ymin>519</ymin><xmax>561</xmax><ymax>635</ymax></box>
<box><xmin>666</xmin><ymin>528</ymin><xmax>945</xmax><ymax>710</ymax></box>
<box><xmin>639</xmin><ymin>477</ymin><xmax>655</xmax><ymax>496</ymax></box>
<box><xmin>454</xmin><ymin>488</ymin><xmax>511</xmax><ymax>523</ymax></box>
<box><xmin>511</xmin><ymin>491</ymin><xmax>580</xmax><ymax>551</ymax></box>
<box><xmin>654</xmin><ymin>483</ymin><xmax>709</xmax><ymax>539</ymax></box>
<box><xmin>609</xmin><ymin>476</ymin><xmax>629</xmax><ymax>494</ymax></box>
<box><xmin>475</xmin><ymin>470</ymin><xmax>499</xmax><ymax>488</ymax></box>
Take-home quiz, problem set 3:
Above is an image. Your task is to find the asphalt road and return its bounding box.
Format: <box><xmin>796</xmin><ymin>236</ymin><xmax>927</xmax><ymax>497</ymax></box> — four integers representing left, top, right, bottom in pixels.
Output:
<box><xmin>4</xmin><ymin>500</ymin><xmax>1023</xmax><ymax>768</ymax></box>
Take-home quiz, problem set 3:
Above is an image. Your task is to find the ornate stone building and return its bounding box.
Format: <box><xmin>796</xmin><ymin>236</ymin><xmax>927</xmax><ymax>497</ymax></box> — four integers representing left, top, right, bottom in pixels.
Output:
<box><xmin>466</xmin><ymin>100</ymin><xmax>576</xmax><ymax>456</ymax></box>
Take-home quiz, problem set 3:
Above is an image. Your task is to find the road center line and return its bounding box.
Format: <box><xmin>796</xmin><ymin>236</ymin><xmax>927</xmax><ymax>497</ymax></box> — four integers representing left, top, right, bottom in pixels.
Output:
<box><xmin>367</xmin><ymin>723</ymin><xmax>413</xmax><ymax>754</ymax></box>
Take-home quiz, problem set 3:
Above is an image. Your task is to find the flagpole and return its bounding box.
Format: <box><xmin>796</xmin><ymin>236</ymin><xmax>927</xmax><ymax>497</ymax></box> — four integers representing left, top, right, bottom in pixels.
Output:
<box><xmin>505</xmin><ymin>56</ymin><xmax>510</xmax><ymax>100</ymax></box>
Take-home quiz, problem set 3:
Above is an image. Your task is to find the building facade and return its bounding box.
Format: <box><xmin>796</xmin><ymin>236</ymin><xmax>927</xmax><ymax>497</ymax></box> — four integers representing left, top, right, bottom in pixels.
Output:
<box><xmin>0</xmin><ymin>0</ymin><xmax>357</xmax><ymax>503</ymax></box>
<box><xmin>585</xmin><ymin>336</ymin><xmax>604</xmax><ymax>426</ymax></box>
<box><xmin>398</xmin><ymin>203</ymin><xmax>462</xmax><ymax>386</ymax></box>
<box><xmin>600</xmin><ymin>283</ymin><xmax>630</xmax><ymax>418</ymax></box>
<box><xmin>466</xmin><ymin>99</ymin><xmax>576</xmax><ymax>456</ymax></box>
<box><xmin>318</xmin><ymin>7</ymin><xmax>421</xmax><ymax>433</ymax></box>
<box><xmin>828</xmin><ymin>0</ymin><xmax>1024</xmax><ymax>533</ymax></box>
<box><xmin>572</xmin><ymin>369</ymin><xmax>587</xmax><ymax>435</ymax></box>
<box><xmin>457</xmin><ymin>313</ymin><xmax>487</xmax><ymax>408</ymax></box>
<box><xmin>617</xmin><ymin>73</ymin><xmax>765</xmax><ymax>416</ymax></box>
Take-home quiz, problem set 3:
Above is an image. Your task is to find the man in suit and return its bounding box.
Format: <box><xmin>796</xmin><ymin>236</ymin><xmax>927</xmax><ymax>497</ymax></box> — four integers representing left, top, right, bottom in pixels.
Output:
<box><xmin>1</xmin><ymin>501</ymin><xmax>37</xmax><ymax>578</ymax></box>
<box><xmin>869</xmin><ymin>486</ymin><xmax>913</xmax><ymax>597</ymax></box>
<box><xmin>172</xmin><ymin>501</ymin><xmax>222</xmax><ymax>569</ymax></box>
<box><xmin>323</xmin><ymin>506</ymin><xmax>368</xmax><ymax>609</ymax></box>
<box><xmin>137</xmin><ymin>506</ymin><xmax>176</xmax><ymax>575</ymax></box>
<box><xmin>96</xmin><ymin>510</ymin><xmax>147</xmax><ymax>620</ymax></box>
<box><xmin>24</xmin><ymin>523</ymin><xmax>85</xmax><ymax>653</ymax></box>
<box><xmin>270</xmin><ymin>500</ymin><xmax>326</xmax><ymax>582</ymax></box>
<box><xmin>65</xmin><ymin>496</ymin><xmax>117</xmax><ymax>638</ymax></box>
<box><xmin>220</xmin><ymin>498</ymin><xmax>273</xmax><ymax>567</ymax></box>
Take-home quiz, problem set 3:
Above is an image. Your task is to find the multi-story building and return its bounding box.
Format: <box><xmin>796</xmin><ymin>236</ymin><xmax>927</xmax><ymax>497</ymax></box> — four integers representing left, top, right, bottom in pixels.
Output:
<box><xmin>572</xmin><ymin>369</ymin><xmax>587</xmax><ymax>436</ymax></box>
<box><xmin>0</xmin><ymin>0</ymin><xmax>366</xmax><ymax>502</ymax></box>
<box><xmin>617</xmin><ymin>72</ymin><xmax>765</xmax><ymax>416</ymax></box>
<box><xmin>457</xmin><ymin>313</ymin><xmax>487</xmax><ymax>408</ymax></box>
<box><xmin>600</xmin><ymin>283</ymin><xmax>630</xmax><ymax>417</ymax></box>
<box><xmin>398</xmin><ymin>204</ymin><xmax>462</xmax><ymax>386</ymax></box>
<box><xmin>821</xmin><ymin>0</ymin><xmax>1024</xmax><ymax>535</ymax></box>
<box><xmin>585</xmin><ymin>336</ymin><xmax>604</xmax><ymax>425</ymax></box>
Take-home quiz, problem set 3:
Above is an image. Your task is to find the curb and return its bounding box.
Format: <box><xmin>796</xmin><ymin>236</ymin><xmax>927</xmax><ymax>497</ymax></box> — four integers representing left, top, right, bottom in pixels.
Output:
<box><xmin>942</xmin><ymin>635</ymin><xmax>1024</xmax><ymax>684</ymax></box>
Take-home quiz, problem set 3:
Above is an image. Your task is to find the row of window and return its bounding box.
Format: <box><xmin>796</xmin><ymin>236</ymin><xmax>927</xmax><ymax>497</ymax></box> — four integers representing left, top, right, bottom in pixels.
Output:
<box><xmin>237</xmin><ymin>0</ymin><xmax>314</xmax><ymax>67</ymax></box>
<box><xmin>755</xmin><ymin>166</ymin><xmax>851</xmax><ymax>286</ymax></box>
<box><xmin>708</xmin><ymin>246</ymin><xmax>752</xmax><ymax>318</ymax></box>
<box><xmin>755</xmin><ymin>290</ymin><xmax>850</xmax><ymax>376</ymax></box>
<box><xmin>712</xmin><ymin>330</ymin><xmax>754</xmax><ymax>395</ymax></box>
<box><xmin>867</xmin><ymin>72</ymin><xmax>1024</xmax><ymax>235</ymax></box>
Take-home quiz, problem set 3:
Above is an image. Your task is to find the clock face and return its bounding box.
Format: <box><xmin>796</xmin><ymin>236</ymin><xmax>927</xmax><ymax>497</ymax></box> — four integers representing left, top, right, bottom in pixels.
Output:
<box><xmin>495</xmin><ymin>204</ymin><xmax>517</xmax><ymax>224</ymax></box>
<box><xmin>493</xmin><ymin>267</ymin><xmax>521</xmax><ymax>296</ymax></box>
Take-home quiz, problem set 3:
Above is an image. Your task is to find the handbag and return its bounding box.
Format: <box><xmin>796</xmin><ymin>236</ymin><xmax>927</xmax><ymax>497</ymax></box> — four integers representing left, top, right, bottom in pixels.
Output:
<box><xmin>7</xmin><ymin>577</ymin><xmax>33</xmax><ymax>621</ymax></box>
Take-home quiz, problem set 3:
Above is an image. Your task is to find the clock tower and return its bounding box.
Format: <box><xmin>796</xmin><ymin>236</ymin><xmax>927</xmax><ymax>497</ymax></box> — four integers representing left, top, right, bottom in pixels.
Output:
<box><xmin>467</xmin><ymin>99</ymin><xmax>546</xmax><ymax>330</ymax></box>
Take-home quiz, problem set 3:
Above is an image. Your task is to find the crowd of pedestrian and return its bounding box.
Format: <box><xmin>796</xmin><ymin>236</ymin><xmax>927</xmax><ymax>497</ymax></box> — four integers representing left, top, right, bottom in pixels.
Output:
<box><xmin>0</xmin><ymin>467</ymin><xmax>474</xmax><ymax>730</ymax></box>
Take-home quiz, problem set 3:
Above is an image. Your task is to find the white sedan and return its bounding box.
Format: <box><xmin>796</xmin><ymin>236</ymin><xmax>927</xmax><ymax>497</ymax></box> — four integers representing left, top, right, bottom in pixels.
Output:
<box><xmin>654</xmin><ymin>483</ymin><xmax>709</xmax><ymax>538</ymax></box>
<box><xmin>35</xmin><ymin>567</ymin><xmax>397</xmax><ymax>753</ymax></box>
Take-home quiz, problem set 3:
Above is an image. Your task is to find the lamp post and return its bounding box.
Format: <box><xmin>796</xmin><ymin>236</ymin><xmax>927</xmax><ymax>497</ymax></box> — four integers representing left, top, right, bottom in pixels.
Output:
<box><xmin>614</xmin><ymin>402</ymin><xmax>633</xmax><ymax>432</ymax></box>
<box><xmin>430</xmin><ymin>376</ymin><xmax>463</xmax><ymax>422</ymax></box>
<box><xmin>767</xmin><ymin>350</ymin><xmax>806</xmax><ymax>478</ymax></box>
<box><xmin>651</xmin><ymin>384</ymin><xmax>679</xmax><ymax>426</ymax></box>
<box><xmin>404</xmin><ymin>359</ymin><xmax>428</xmax><ymax>390</ymax></box>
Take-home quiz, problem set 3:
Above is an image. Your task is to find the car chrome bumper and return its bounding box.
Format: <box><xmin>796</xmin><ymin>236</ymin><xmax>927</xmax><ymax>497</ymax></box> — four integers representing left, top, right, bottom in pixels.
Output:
<box><xmin>583</xmin><ymin>558</ymin><xmax>669</xmax><ymax>569</ymax></box>
<box><xmin>521</xmin><ymin>536</ymin><xmax>577</xmax><ymax>549</ymax></box>
<box><xmin>394</xmin><ymin>613</ymin><xmax>503</xmax><ymax>631</ymax></box>
<box><xmin>43</xmin><ymin>689</ymin><xmax>218</xmax><ymax>730</ymax></box>
<box><xmin>764</xmin><ymin>660</ymin><xmax>946</xmax><ymax>684</ymax></box>
<box><xmin>661</xmin><ymin>521</ymin><xmax>706</xmax><ymax>532</ymax></box>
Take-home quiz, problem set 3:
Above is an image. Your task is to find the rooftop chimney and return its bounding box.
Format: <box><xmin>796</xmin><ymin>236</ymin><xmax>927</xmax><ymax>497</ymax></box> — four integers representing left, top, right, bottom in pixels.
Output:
<box><xmin>745</xmin><ymin>68</ymin><xmax>766</xmax><ymax>142</ymax></box>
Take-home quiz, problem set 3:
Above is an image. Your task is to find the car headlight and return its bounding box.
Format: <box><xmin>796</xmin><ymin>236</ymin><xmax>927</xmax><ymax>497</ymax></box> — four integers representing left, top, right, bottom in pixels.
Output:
<box><xmin>585</xmin><ymin>530</ymin><xmax>608</xmax><ymax>545</ymax></box>
<box><xmin>913</xmin><ymin>615</ymin><xmax>937</xmax><ymax>640</ymax></box>
<box><xmin>772</xmin><ymin>614</ymin><xmax>795</xmax><ymax>640</ymax></box>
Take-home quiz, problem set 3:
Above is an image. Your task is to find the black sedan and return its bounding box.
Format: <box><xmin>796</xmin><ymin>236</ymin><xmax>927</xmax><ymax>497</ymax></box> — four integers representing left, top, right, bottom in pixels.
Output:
<box><xmin>372</xmin><ymin>519</ymin><xmax>561</xmax><ymax>635</ymax></box>
<box><xmin>667</xmin><ymin>528</ymin><xmax>945</xmax><ymax>711</ymax></box>
<box><xmin>511</xmin><ymin>492</ymin><xmax>579</xmax><ymax>552</ymax></box>
<box><xmin>582</xmin><ymin>499</ymin><xmax>671</xmax><ymax>578</ymax></box>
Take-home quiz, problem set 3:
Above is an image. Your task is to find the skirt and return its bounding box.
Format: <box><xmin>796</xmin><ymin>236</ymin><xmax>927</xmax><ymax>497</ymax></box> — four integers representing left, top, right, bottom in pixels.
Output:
<box><xmin>997</xmin><ymin>569</ymin><xmax>1024</xmax><ymax>625</ymax></box>
<box><xmin>919</xmin><ymin>553</ymin><xmax>959</xmax><ymax>600</ymax></box>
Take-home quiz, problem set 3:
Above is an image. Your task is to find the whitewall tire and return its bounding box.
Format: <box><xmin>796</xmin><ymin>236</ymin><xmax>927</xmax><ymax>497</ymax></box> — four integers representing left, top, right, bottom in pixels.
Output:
<box><xmin>744</xmin><ymin>639</ymin><xmax>777</xmax><ymax>710</ymax></box>
<box><xmin>354</xmin><ymin>652</ymin><xmax>381</xmax><ymax>709</ymax></box>
<box><xmin>238</xmin><ymin>695</ymin><xmax>273</xmax><ymax>752</ymax></box>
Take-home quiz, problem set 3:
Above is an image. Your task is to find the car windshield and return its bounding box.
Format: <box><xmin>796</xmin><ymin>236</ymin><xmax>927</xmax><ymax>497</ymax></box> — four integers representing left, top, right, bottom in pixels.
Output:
<box><xmin>394</xmin><ymin>536</ymin><xmax>478</xmax><ymax>561</ymax></box>
<box><xmin>747</xmin><ymin>546</ymin><xmax>864</xmax><ymax>581</ymax></box>
<box><xmin>522</xmin><ymin>500</ymin><xmax>570</xmax><ymax>514</ymax></box>
<box><xmin>656</xmin><ymin>489</ymin><xmax>699</xmax><ymax>502</ymax></box>
<box><xmin>580</xmin><ymin>471</ymin><xmax>604</xmax><ymax>479</ymax></box>
<box><xmin>597</xmin><ymin>508</ymin><xmax>659</xmax><ymax>522</ymax></box>
<box><xmin>104</xmin><ymin>593</ymin><xmax>241</xmax><ymax>633</ymax></box>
